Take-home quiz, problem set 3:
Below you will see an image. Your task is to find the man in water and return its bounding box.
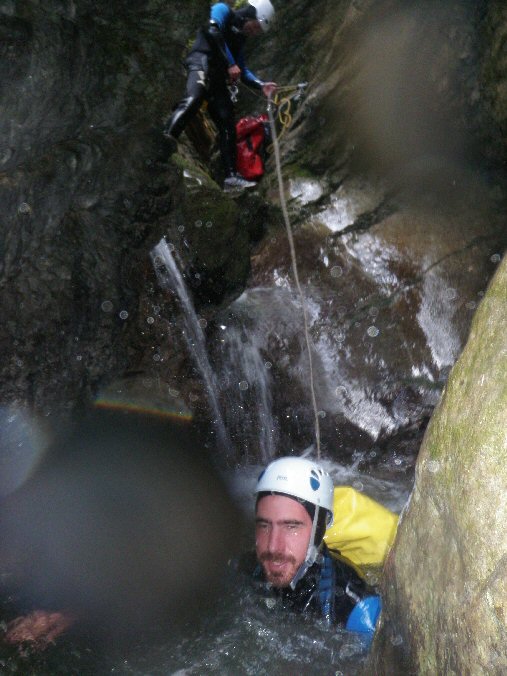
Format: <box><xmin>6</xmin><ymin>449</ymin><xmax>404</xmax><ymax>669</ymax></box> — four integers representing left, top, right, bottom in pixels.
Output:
<box><xmin>243</xmin><ymin>456</ymin><xmax>381</xmax><ymax>636</ymax></box>
<box><xmin>163</xmin><ymin>1</ymin><xmax>277</xmax><ymax>192</ymax></box>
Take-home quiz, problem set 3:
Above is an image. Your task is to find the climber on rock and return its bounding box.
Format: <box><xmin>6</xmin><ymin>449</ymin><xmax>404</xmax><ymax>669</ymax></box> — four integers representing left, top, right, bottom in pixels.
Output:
<box><xmin>163</xmin><ymin>1</ymin><xmax>277</xmax><ymax>192</ymax></box>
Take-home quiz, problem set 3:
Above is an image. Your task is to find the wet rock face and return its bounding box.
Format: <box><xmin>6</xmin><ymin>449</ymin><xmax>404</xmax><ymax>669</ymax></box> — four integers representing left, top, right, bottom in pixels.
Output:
<box><xmin>213</xmin><ymin>187</ymin><xmax>505</xmax><ymax>460</ymax></box>
<box><xmin>481</xmin><ymin>0</ymin><xmax>507</xmax><ymax>161</ymax></box>
<box><xmin>0</xmin><ymin>1</ymin><xmax>255</xmax><ymax>417</ymax></box>
<box><xmin>369</xmin><ymin>257</ymin><xmax>507</xmax><ymax>674</ymax></box>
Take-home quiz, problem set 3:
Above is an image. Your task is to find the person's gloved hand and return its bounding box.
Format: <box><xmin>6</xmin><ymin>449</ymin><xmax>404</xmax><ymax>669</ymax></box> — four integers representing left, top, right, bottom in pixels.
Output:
<box><xmin>228</xmin><ymin>64</ymin><xmax>241</xmax><ymax>83</ymax></box>
<box><xmin>262</xmin><ymin>82</ymin><xmax>277</xmax><ymax>98</ymax></box>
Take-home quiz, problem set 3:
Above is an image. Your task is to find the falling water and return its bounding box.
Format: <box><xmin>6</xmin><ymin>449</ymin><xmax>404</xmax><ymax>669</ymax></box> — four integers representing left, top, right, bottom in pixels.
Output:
<box><xmin>150</xmin><ymin>238</ymin><xmax>233</xmax><ymax>456</ymax></box>
<box><xmin>218</xmin><ymin>321</ymin><xmax>277</xmax><ymax>463</ymax></box>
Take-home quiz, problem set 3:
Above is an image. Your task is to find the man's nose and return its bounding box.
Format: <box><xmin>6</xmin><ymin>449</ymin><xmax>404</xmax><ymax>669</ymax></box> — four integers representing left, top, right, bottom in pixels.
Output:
<box><xmin>267</xmin><ymin>526</ymin><xmax>285</xmax><ymax>553</ymax></box>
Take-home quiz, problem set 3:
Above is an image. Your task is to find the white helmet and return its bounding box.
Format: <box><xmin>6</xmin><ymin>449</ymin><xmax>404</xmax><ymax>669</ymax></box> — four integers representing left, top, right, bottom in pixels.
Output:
<box><xmin>249</xmin><ymin>0</ymin><xmax>275</xmax><ymax>33</ymax></box>
<box><xmin>255</xmin><ymin>456</ymin><xmax>334</xmax><ymax>588</ymax></box>
<box><xmin>256</xmin><ymin>456</ymin><xmax>334</xmax><ymax>524</ymax></box>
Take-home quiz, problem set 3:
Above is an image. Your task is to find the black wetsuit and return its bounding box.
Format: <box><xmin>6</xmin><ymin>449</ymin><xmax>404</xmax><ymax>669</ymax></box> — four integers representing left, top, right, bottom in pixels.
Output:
<box><xmin>238</xmin><ymin>545</ymin><xmax>374</xmax><ymax>627</ymax></box>
<box><xmin>164</xmin><ymin>3</ymin><xmax>266</xmax><ymax>177</ymax></box>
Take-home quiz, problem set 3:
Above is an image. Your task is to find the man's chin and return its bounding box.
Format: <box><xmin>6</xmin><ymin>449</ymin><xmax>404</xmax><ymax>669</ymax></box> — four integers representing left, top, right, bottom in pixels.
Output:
<box><xmin>263</xmin><ymin>567</ymin><xmax>294</xmax><ymax>588</ymax></box>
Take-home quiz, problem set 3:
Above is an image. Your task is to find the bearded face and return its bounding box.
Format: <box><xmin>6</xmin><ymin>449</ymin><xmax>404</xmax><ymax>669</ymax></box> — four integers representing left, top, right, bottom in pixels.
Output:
<box><xmin>255</xmin><ymin>494</ymin><xmax>313</xmax><ymax>588</ymax></box>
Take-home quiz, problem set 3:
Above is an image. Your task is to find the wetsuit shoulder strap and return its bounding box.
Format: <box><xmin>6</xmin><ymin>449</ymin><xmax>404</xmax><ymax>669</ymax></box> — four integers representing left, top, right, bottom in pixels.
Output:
<box><xmin>318</xmin><ymin>549</ymin><xmax>336</xmax><ymax>624</ymax></box>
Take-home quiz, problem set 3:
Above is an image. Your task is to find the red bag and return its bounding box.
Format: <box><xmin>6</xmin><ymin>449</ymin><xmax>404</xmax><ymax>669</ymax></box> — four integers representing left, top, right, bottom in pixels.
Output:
<box><xmin>236</xmin><ymin>114</ymin><xmax>268</xmax><ymax>181</ymax></box>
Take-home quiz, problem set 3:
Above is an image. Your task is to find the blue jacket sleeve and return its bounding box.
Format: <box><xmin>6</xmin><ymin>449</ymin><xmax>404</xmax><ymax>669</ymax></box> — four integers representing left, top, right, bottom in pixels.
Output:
<box><xmin>236</xmin><ymin>48</ymin><xmax>264</xmax><ymax>90</ymax></box>
<box><xmin>345</xmin><ymin>596</ymin><xmax>382</xmax><ymax>643</ymax></box>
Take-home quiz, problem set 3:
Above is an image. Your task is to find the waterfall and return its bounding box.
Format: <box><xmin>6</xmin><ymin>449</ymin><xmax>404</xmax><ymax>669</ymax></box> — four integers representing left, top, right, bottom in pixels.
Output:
<box><xmin>150</xmin><ymin>238</ymin><xmax>233</xmax><ymax>456</ymax></box>
<box><xmin>218</xmin><ymin>320</ymin><xmax>277</xmax><ymax>463</ymax></box>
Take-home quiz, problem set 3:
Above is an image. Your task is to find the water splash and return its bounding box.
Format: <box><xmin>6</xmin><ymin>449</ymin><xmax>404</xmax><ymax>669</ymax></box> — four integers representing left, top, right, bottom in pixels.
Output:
<box><xmin>151</xmin><ymin>238</ymin><xmax>233</xmax><ymax>456</ymax></box>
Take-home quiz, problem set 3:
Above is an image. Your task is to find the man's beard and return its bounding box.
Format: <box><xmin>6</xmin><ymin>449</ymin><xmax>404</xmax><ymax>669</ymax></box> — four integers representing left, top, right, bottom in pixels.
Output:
<box><xmin>259</xmin><ymin>552</ymin><xmax>298</xmax><ymax>587</ymax></box>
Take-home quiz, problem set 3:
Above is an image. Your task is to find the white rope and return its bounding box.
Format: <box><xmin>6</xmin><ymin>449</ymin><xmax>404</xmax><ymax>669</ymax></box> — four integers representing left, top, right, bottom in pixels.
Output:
<box><xmin>266</xmin><ymin>94</ymin><xmax>321</xmax><ymax>460</ymax></box>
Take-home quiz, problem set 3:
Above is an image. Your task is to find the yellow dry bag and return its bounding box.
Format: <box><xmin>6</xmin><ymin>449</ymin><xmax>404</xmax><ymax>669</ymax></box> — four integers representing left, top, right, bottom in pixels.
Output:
<box><xmin>323</xmin><ymin>486</ymin><xmax>399</xmax><ymax>569</ymax></box>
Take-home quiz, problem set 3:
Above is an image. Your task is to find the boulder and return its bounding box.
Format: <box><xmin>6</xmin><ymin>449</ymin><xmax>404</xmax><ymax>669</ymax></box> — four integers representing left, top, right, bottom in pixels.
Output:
<box><xmin>369</xmin><ymin>255</ymin><xmax>507</xmax><ymax>674</ymax></box>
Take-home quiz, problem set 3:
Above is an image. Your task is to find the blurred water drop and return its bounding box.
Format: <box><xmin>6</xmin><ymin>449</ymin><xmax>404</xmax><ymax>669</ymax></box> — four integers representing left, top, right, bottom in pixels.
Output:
<box><xmin>490</xmin><ymin>253</ymin><xmax>501</xmax><ymax>263</ymax></box>
<box><xmin>367</xmin><ymin>326</ymin><xmax>379</xmax><ymax>337</ymax></box>
<box><xmin>330</xmin><ymin>265</ymin><xmax>343</xmax><ymax>278</ymax></box>
<box><xmin>318</xmin><ymin>410</ymin><xmax>326</xmax><ymax>418</ymax></box>
<box><xmin>465</xmin><ymin>301</ymin><xmax>477</xmax><ymax>310</ymax></box>
<box><xmin>177</xmin><ymin>225</ymin><xmax>185</xmax><ymax>233</ymax></box>
<box><xmin>427</xmin><ymin>460</ymin><xmax>440</xmax><ymax>473</ymax></box>
<box><xmin>195</xmin><ymin>220</ymin><xmax>203</xmax><ymax>228</ymax></box>
<box><xmin>198</xmin><ymin>318</ymin><xmax>208</xmax><ymax>329</ymax></box>
<box><xmin>76</xmin><ymin>355</ymin><xmax>82</xmax><ymax>361</ymax></box>
<box><xmin>206</xmin><ymin>221</ymin><xmax>213</xmax><ymax>229</ymax></box>
<box><xmin>18</xmin><ymin>202</ymin><xmax>32</xmax><ymax>215</ymax></box>
<box><xmin>101</xmin><ymin>300</ymin><xmax>113</xmax><ymax>313</ymax></box>
<box><xmin>368</xmin><ymin>306</ymin><xmax>379</xmax><ymax>317</ymax></box>
<box><xmin>119</xmin><ymin>310</ymin><xmax>129</xmax><ymax>320</ymax></box>
<box><xmin>352</xmin><ymin>480</ymin><xmax>364</xmax><ymax>491</ymax></box>
<box><xmin>339</xmin><ymin>643</ymin><xmax>360</xmax><ymax>659</ymax></box>
<box><xmin>445</xmin><ymin>288</ymin><xmax>458</xmax><ymax>300</ymax></box>
<box><xmin>391</xmin><ymin>634</ymin><xmax>404</xmax><ymax>646</ymax></box>
<box><xmin>146</xmin><ymin>316</ymin><xmax>155</xmax><ymax>325</ymax></box>
<box><xmin>167</xmin><ymin>242</ymin><xmax>175</xmax><ymax>252</ymax></box>
<box><xmin>264</xmin><ymin>361</ymin><xmax>272</xmax><ymax>370</ymax></box>
<box><xmin>238</xmin><ymin>381</ymin><xmax>249</xmax><ymax>391</ymax></box>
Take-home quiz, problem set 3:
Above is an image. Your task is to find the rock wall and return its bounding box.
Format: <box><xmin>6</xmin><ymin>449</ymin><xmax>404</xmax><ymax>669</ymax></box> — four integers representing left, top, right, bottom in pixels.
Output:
<box><xmin>369</xmin><ymin>255</ymin><xmax>507</xmax><ymax>674</ymax></box>
<box><xmin>0</xmin><ymin>0</ymin><xmax>258</xmax><ymax>420</ymax></box>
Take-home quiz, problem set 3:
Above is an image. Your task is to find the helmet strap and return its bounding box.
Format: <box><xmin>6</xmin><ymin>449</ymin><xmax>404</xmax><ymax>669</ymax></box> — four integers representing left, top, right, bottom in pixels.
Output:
<box><xmin>289</xmin><ymin>505</ymin><xmax>320</xmax><ymax>590</ymax></box>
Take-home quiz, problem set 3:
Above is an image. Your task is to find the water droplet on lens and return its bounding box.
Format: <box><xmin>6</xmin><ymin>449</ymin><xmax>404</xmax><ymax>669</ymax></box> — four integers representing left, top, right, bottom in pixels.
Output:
<box><xmin>394</xmin><ymin>458</ymin><xmax>402</xmax><ymax>466</ymax></box>
<box><xmin>168</xmin><ymin>388</ymin><xmax>179</xmax><ymax>398</ymax></box>
<box><xmin>177</xmin><ymin>225</ymin><xmax>185</xmax><ymax>233</ymax></box>
<box><xmin>335</xmin><ymin>385</ymin><xmax>347</xmax><ymax>396</ymax></box>
<box><xmin>330</xmin><ymin>265</ymin><xmax>343</xmax><ymax>278</ymax></box>
<box><xmin>167</xmin><ymin>242</ymin><xmax>175</xmax><ymax>252</ymax></box>
<box><xmin>490</xmin><ymin>253</ymin><xmax>501</xmax><ymax>263</ymax></box>
<box><xmin>195</xmin><ymin>220</ymin><xmax>202</xmax><ymax>228</ymax></box>
<box><xmin>318</xmin><ymin>410</ymin><xmax>326</xmax><ymax>418</ymax></box>
<box><xmin>206</xmin><ymin>221</ymin><xmax>213</xmax><ymax>228</ymax></box>
<box><xmin>101</xmin><ymin>300</ymin><xmax>113</xmax><ymax>313</ymax></box>
<box><xmin>146</xmin><ymin>316</ymin><xmax>155</xmax><ymax>325</ymax></box>
<box><xmin>153</xmin><ymin>354</ymin><xmax>161</xmax><ymax>362</ymax></box>
<box><xmin>18</xmin><ymin>202</ymin><xmax>32</xmax><ymax>215</ymax></box>
<box><xmin>119</xmin><ymin>310</ymin><xmax>129</xmax><ymax>320</ymax></box>
<box><xmin>369</xmin><ymin>450</ymin><xmax>377</xmax><ymax>458</ymax></box>
<box><xmin>352</xmin><ymin>480</ymin><xmax>363</xmax><ymax>491</ymax></box>
<box><xmin>391</xmin><ymin>634</ymin><xmax>404</xmax><ymax>646</ymax></box>
<box><xmin>264</xmin><ymin>361</ymin><xmax>272</xmax><ymax>369</ymax></box>
<box><xmin>369</xmin><ymin>306</ymin><xmax>379</xmax><ymax>317</ymax></box>
<box><xmin>445</xmin><ymin>288</ymin><xmax>457</xmax><ymax>300</ymax></box>
<box><xmin>427</xmin><ymin>460</ymin><xmax>440</xmax><ymax>473</ymax></box>
<box><xmin>238</xmin><ymin>380</ymin><xmax>249</xmax><ymax>391</ymax></box>
<box><xmin>76</xmin><ymin>355</ymin><xmax>82</xmax><ymax>361</ymax></box>
<box><xmin>466</xmin><ymin>301</ymin><xmax>476</xmax><ymax>310</ymax></box>
<box><xmin>367</xmin><ymin>326</ymin><xmax>379</xmax><ymax>337</ymax></box>
<box><xmin>198</xmin><ymin>318</ymin><xmax>207</xmax><ymax>329</ymax></box>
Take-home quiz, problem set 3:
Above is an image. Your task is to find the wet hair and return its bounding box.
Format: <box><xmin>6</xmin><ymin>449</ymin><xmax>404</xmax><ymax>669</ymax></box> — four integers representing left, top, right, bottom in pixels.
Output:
<box><xmin>256</xmin><ymin>491</ymin><xmax>329</xmax><ymax>546</ymax></box>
